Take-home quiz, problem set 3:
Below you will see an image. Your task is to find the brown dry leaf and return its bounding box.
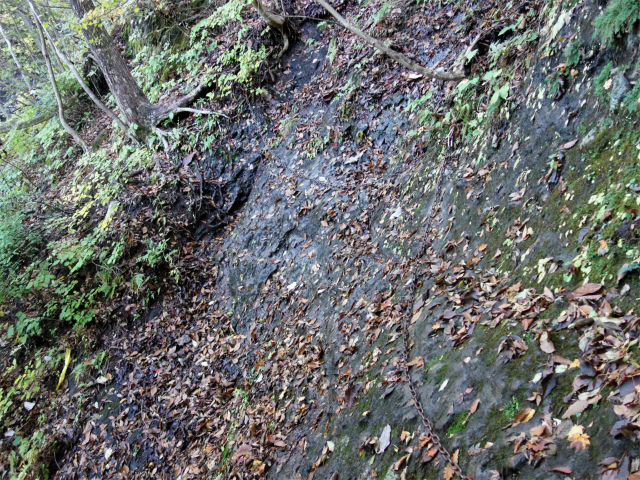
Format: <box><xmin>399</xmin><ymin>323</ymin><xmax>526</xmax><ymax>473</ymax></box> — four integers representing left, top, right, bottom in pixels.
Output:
<box><xmin>512</xmin><ymin>408</ymin><xmax>536</xmax><ymax>426</ymax></box>
<box><xmin>567</xmin><ymin>425</ymin><xmax>590</xmax><ymax>451</ymax></box>
<box><xmin>444</xmin><ymin>463</ymin><xmax>455</xmax><ymax>480</ymax></box>
<box><xmin>552</xmin><ymin>467</ymin><xmax>573</xmax><ymax>474</ymax></box>
<box><xmin>406</xmin><ymin>356</ymin><xmax>425</xmax><ymax>368</ymax></box>
<box><xmin>571</xmin><ymin>283</ymin><xmax>602</xmax><ymax>298</ymax></box>
<box><xmin>469</xmin><ymin>398</ymin><xmax>481</xmax><ymax>415</ymax></box>
<box><xmin>478</xmin><ymin>244</ymin><xmax>488</xmax><ymax>251</ymax></box>
<box><xmin>562</xmin><ymin>400</ymin><xmax>589</xmax><ymax>419</ymax></box>
<box><xmin>393</xmin><ymin>454</ymin><xmax>409</xmax><ymax>470</ymax></box>
<box><xmin>539</xmin><ymin>331</ymin><xmax>555</xmax><ymax>354</ymax></box>
<box><xmin>560</xmin><ymin>139</ymin><xmax>578</xmax><ymax>150</ymax></box>
<box><xmin>598</xmin><ymin>239</ymin><xmax>608</xmax><ymax>255</ymax></box>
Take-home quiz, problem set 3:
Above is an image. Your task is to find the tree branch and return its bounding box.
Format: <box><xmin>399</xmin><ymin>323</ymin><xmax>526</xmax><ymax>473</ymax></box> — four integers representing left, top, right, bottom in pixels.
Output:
<box><xmin>0</xmin><ymin>111</ymin><xmax>54</xmax><ymax>134</ymax></box>
<box><xmin>312</xmin><ymin>0</ymin><xmax>465</xmax><ymax>81</ymax></box>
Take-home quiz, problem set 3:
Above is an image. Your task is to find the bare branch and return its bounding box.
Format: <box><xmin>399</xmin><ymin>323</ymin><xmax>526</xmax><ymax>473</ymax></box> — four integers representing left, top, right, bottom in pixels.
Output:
<box><xmin>29</xmin><ymin>0</ymin><xmax>88</xmax><ymax>153</ymax></box>
<box><xmin>0</xmin><ymin>19</ymin><xmax>32</xmax><ymax>91</ymax></box>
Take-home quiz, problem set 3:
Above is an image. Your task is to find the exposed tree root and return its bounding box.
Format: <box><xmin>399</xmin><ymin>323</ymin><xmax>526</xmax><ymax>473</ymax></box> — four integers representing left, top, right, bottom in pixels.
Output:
<box><xmin>313</xmin><ymin>0</ymin><xmax>465</xmax><ymax>82</ymax></box>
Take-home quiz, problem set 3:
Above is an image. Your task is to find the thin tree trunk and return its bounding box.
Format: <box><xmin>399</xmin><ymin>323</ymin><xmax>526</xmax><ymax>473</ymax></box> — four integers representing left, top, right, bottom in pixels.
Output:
<box><xmin>29</xmin><ymin>1</ymin><xmax>137</xmax><ymax>144</ymax></box>
<box><xmin>31</xmin><ymin>4</ymin><xmax>88</xmax><ymax>153</ymax></box>
<box><xmin>0</xmin><ymin>20</ymin><xmax>32</xmax><ymax>91</ymax></box>
<box><xmin>69</xmin><ymin>0</ymin><xmax>156</xmax><ymax>138</ymax></box>
<box><xmin>313</xmin><ymin>0</ymin><xmax>465</xmax><ymax>81</ymax></box>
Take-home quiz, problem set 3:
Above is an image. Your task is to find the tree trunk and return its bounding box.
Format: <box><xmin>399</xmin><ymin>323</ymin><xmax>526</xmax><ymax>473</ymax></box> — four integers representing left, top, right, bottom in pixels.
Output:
<box><xmin>68</xmin><ymin>0</ymin><xmax>156</xmax><ymax>137</ymax></box>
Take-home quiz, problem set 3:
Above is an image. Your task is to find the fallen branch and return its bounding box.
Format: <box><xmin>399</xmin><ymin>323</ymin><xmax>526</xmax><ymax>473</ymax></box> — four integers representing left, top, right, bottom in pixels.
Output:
<box><xmin>170</xmin><ymin>107</ymin><xmax>229</xmax><ymax>119</ymax></box>
<box><xmin>313</xmin><ymin>0</ymin><xmax>465</xmax><ymax>81</ymax></box>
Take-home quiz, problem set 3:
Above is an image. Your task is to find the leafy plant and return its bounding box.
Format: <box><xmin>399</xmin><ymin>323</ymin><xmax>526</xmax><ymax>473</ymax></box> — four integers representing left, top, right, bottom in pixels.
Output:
<box><xmin>594</xmin><ymin>0</ymin><xmax>640</xmax><ymax>45</ymax></box>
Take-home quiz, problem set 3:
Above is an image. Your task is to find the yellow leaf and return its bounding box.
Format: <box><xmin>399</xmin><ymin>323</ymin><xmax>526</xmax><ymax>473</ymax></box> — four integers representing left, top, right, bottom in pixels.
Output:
<box><xmin>512</xmin><ymin>407</ymin><xmax>536</xmax><ymax>426</ymax></box>
<box><xmin>567</xmin><ymin>425</ymin><xmax>590</xmax><ymax>451</ymax></box>
<box><xmin>56</xmin><ymin>348</ymin><xmax>72</xmax><ymax>391</ymax></box>
<box><xmin>568</xmin><ymin>359</ymin><xmax>580</xmax><ymax>369</ymax></box>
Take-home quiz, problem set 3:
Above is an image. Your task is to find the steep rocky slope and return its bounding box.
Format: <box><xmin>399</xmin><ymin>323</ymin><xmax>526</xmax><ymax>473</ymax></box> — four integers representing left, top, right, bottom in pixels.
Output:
<box><xmin>51</xmin><ymin>0</ymin><xmax>640</xmax><ymax>479</ymax></box>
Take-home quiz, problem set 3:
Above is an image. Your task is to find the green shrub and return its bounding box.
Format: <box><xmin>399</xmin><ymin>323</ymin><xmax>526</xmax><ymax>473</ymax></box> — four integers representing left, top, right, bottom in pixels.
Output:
<box><xmin>594</xmin><ymin>0</ymin><xmax>640</xmax><ymax>45</ymax></box>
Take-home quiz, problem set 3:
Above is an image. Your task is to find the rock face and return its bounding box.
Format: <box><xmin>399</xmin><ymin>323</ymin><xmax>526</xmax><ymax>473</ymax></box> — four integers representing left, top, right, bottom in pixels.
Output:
<box><xmin>610</xmin><ymin>72</ymin><xmax>631</xmax><ymax>112</ymax></box>
<box><xmin>207</xmin><ymin>4</ymin><xmax>640</xmax><ymax>480</ymax></box>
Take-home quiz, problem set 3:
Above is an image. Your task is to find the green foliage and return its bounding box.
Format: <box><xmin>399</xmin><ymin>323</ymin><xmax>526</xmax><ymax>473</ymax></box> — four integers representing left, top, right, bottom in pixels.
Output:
<box><xmin>594</xmin><ymin>0</ymin><xmax>640</xmax><ymax>45</ymax></box>
<box><xmin>503</xmin><ymin>396</ymin><xmax>521</xmax><ymax>420</ymax></box>
<box><xmin>563</xmin><ymin>38</ymin><xmax>583</xmax><ymax>67</ymax></box>
<box><xmin>594</xmin><ymin>62</ymin><xmax>614</xmax><ymax>100</ymax></box>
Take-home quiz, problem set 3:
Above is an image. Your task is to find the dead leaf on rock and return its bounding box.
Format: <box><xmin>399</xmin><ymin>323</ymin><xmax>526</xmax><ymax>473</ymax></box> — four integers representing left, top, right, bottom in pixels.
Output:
<box><xmin>539</xmin><ymin>331</ymin><xmax>555</xmax><ymax>354</ymax></box>
<box><xmin>567</xmin><ymin>425</ymin><xmax>590</xmax><ymax>451</ymax></box>
<box><xmin>562</xmin><ymin>400</ymin><xmax>589</xmax><ymax>419</ymax></box>
<box><xmin>377</xmin><ymin>425</ymin><xmax>391</xmax><ymax>454</ymax></box>
<box><xmin>512</xmin><ymin>407</ymin><xmax>535</xmax><ymax>426</ymax></box>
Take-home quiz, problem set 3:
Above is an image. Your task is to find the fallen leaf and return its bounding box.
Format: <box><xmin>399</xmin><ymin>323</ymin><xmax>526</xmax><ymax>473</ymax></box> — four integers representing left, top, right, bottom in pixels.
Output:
<box><xmin>23</xmin><ymin>401</ymin><xmax>35</xmax><ymax>411</ymax></box>
<box><xmin>377</xmin><ymin>425</ymin><xmax>391</xmax><ymax>454</ymax></box>
<box><xmin>567</xmin><ymin>424</ymin><xmax>590</xmax><ymax>451</ymax></box>
<box><xmin>562</xmin><ymin>400</ymin><xmax>589</xmax><ymax>419</ymax></box>
<box><xmin>393</xmin><ymin>454</ymin><xmax>409</xmax><ymax>470</ymax></box>
<box><xmin>56</xmin><ymin>348</ymin><xmax>72</xmax><ymax>391</ymax></box>
<box><xmin>539</xmin><ymin>331</ymin><xmax>555</xmax><ymax>354</ymax></box>
<box><xmin>560</xmin><ymin>139</ymin><xmax>578</xmax><ymax>150</ymax></box>
<box><xmin>551</xmin><ymin>467</ymin><xmax>573</xmax><ymax>473</ymax></box>
<box><xmin>571</xmin><ymin>283</ymin><xmax>602</xmax><ymax>298</ymax></box>
<box><xmin>444</xmin><ymin>463</ymin><xmax>455</xmax><ymax>480</ymax></box>
<box><xmin>182</xmin><ymin>152</ymin><xmax>195</xmax><ymax>167</ymax></box>
<box><xmin>512</xmin><ymin>408</ymin><xmax>536</xmax><ymax>426</ymax></box>
<box><xmin>406</xmin><ymin>356</ymin><xmax>425</xmax><ymax>368</ymax></box>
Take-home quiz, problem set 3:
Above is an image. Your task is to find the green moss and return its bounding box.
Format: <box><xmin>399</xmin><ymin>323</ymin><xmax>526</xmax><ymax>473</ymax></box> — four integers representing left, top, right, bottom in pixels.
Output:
<box><xmin>446</xmin><ymin>412</ymin><xmax>470</xmax><ymax>435</ymax></box>
<box><xmin>433</xmin><ymin>361</ymin><xmax>450</xmax><ymax>385</ymax></box>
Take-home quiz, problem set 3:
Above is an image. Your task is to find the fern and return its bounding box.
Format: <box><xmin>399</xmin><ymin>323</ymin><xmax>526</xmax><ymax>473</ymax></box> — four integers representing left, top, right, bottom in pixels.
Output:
<box><xmin>594</xmin><ymin>0</ymin><xmax>640</xmax><ymax>45</ymax></box>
